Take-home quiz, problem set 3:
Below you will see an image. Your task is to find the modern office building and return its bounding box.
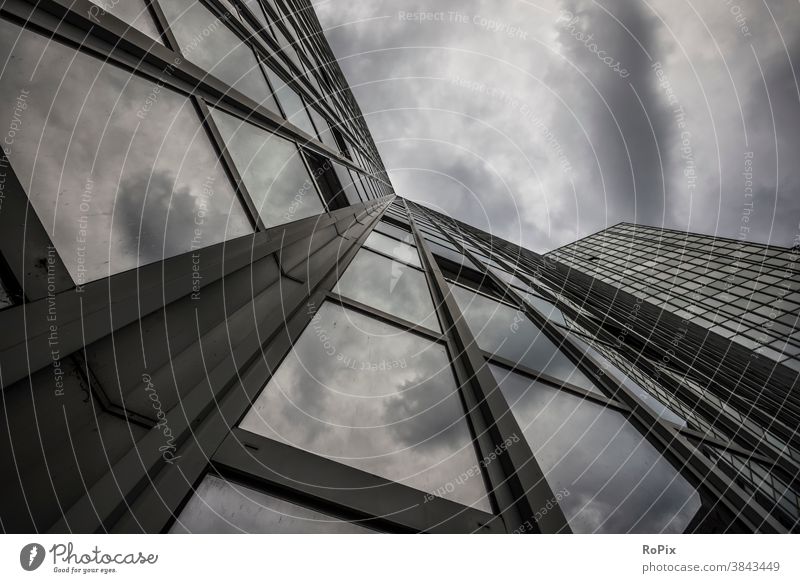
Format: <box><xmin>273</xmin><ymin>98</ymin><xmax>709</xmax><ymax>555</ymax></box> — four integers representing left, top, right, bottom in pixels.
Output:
<box><xmin>0</xmin><ymin>0</ymin><xmax>798</xmax><ymax>534</ymax></box>
<box><xmin>549</xmin><ymin>222</ymin><xmax>800</xmax><ymax>372</ymax></box>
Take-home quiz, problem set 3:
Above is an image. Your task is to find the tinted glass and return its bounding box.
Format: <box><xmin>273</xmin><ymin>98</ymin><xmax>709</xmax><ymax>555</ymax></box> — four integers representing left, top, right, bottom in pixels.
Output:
<box><xmin>567</xmin><ymin>335</ymin><xmax>687</xmax><ymax>427</ymax></box>
<box><xmin>308</xmin><ymin>107</ymin><xmax>339</xmax><ymax>151</ymax></box>
<box><xmin>241</xmin><ymin>0</ymin><xmax>270</xmax><ymax>30</ymax></box>
<box><xmin>351</xmin><ymin>172</ymin><xmax>371</xmax><ymax>201</ymax></box>
<box><xmin>0</xmin><ymin>22</ymin><xmax>253</xmax><ymax>283</ymax></box>
<box><xmin>88</xmin><ymin>0</ymin><xmax>161</xmax><ymax>41</ymax></box>
<box><xmin>265</xmin><ymin>68</ymin><xmax>317</xmax><ymax>136</ymax></box>
<box><xmin>334</xmin><ymin>249</ymin><xmax>441</xmax><ymax>331</ymax></box>
<box><xmin>489</xmin><ymin>365</ymin><xmax>701</xmax><ymax>533</ymax></box>
<box><xmin>240</xmin><ymin>302</ymin><xmax>490</xmax><ymax>511</ymax></box>
<box><xmin>489</xmin><ymin>266</ymin><xmax>530</xmax><ymax>291</ymax></box>
<box><xmin>449</xmin><ymin>285</ymin><xmax>599</xmax><ymax>393</ymax></box>
<box><xmin>211</xmin><ymin>108</ymin><xmax>324</xmax><ymax>227</ymax></box>
<box><xmin>429</xmin><ymin>241</ymin><xmax>474</xmax><ymax>268</ymax></box>
<box><xmin>363</xmin><ymin>232</ymin><xmax>421</xmax><ymax>268</ymax></box>
<box><xmin>171</xmin><ymin>475</ymin><xmax>372</xmax><ymax>533</ymax></box>
<box><xmin>332</xmin><ymin>164</ymin><xmax>361</xmax><ymax>205</ymax></box>
<box><xmin>519</xmin><ymin>291</ymin><xmax>568</xmax><ymax>327</ymax></box>
<box><xmin>159</xmin><ymin>0</ymin><xmax>278</xmax><ymax>112</ymax></box>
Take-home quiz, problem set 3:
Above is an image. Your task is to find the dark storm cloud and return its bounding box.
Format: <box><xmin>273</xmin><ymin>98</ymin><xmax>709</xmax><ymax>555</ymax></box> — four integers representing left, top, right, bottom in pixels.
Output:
<box><xmin>312</xmin><ymin>0</ymin><xmax>800</xmax><ymax>251</ymax></box>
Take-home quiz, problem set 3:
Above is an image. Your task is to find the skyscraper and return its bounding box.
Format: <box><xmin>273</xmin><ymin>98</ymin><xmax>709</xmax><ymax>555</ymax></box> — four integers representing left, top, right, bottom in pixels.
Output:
<box><xmin>0</xmin><ymin>0</ymin><xmax>797</xmax><ymax>534</ymax></box>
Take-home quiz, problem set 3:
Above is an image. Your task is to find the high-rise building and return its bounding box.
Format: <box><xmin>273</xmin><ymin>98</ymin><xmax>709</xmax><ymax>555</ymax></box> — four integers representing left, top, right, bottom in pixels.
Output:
<box><xmin>0</xmin><ymin>0</ymin><xmax>797</xmax><ymax>534</ymax></box>
<box><xmin>549</xmin><ymin>222</ymin><xmax>800</xmax><ymax>372</ymax></box>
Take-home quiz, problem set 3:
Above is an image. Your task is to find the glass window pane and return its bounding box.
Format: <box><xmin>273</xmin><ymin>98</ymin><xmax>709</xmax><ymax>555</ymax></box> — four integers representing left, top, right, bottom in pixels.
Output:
<box><xmin>171</xmin><ymin>475</ymin><xmax>373</xmax><ymax>533</ymax></box>
<box><xmin>88</xmin><ymin>0</ymin><xmax>161</xmax><ymax>41</ymax></box>
<box><xmin>567</xmin><ymin>335</ymin><xmax>687</xmax><ymax>427</ymax></box>
<box><xmin>308</xmin><ymin>107</ymin><xmax>339</xmax><ymax>151</ymax></box>
<box><xmin>488</xmin><ymin>266</ymin><xmax>530</xmax><ymax>291</ymax></box>
<box><xmin>0</xmin><ymin>22</ymin><xmax>253</xmax><ymax>283</ymax></box>
<box><xmin>265</xmin><ymin>68</ymin><xmax>317</xmax><ymax>136</ymax></box>
<box><xmin>519</xmin><ymin>291</ymin><xmax>568</xmax><ymax>327</ymax></box>
<box><xmin>210</xmin><ymin>108</ymin><xmax>324</xmax><ymax>227</ymax></box>
<box><xmin>448</xmin><ymin>284</ymin><xmax>599</xmax><ymax>393</ymax></box>
<box><xmin>331</xmin><ymin>164</ymin><xmax>361</xmax><ymax>205</ymax></box>
<box><xmin>241</xmin><ymin>0</ymin><xmax>270</xmax><ymax>30</ymax></box>
<box><xmin>159</xmin><ymin>0</ymin><xmax>278</xmax><ymax>113</ymax></box>
<box><xmin>333</xmin><ymin>249</ymin><xmax>441</xmax><ymax>332</ymax></box>
<box><xmin>240</xmin><ymin>302</ymin><xmax>490</xmax><ymax>511</ymax></box>
<box><xmin>374</xmin><ymin>221</ymin><xmax>414</xmax><ymax>244</ymax></box>
<box><xmin>363</xmin><ymin>232</ymin><xmax>421</xmax><ymax>268</ymax></box>
<box><xmin>489</xmin><ymin>365</ymin><xmax>701</xmax><ymax>533</ymax></box>
<box><xmin>429</xmin><ymin>241</ymin><xmax>474</xmax><ymax>268</ymax></box>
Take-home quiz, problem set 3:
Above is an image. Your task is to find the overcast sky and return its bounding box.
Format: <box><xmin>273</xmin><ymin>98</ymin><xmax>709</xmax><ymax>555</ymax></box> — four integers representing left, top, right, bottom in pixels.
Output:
<box><xmin>311</xmin><ymin>0</ymin><xmax>800</xmax><ymax>253</ymax></box>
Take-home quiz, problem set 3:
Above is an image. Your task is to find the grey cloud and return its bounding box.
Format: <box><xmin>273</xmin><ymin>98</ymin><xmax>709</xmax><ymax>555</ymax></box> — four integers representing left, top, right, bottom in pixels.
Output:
<box><xmin>313</xmin><ymin>0</ymin><xmax>800</xmax><ymax>251</ymax></box>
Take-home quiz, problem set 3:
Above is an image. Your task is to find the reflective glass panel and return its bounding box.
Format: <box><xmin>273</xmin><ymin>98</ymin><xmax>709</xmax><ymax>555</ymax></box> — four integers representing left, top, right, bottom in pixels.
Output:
<box><xmin>88</xmin><ymin>0</ymin><xmax>161</xmax><ymax>41</ymax></box>
<box><xmin>448</xmin><ymin>284</ymin><xmax>599</xmax><ymax>393</ymax></box>
<box><xmin>429</xmin><ymin>241</ymin><xmax>473</xmax><ymax>268</ymax></box>
<box><xmin>241</xmin><ymin>302</ymin><xmax>490</xmax><ymax>511</ymax></box>
<box><xmin>241</xmin><ymin>0</ymin><xmax>270</xmax><ymax>30</ymax></box>
<box><xmin>159</xmin><ymin>0</ymin><xmax>278</xmax><ymax>112</ymax></box>
<box><xmin>171</xmin><ymin>475</ymin><xmax>372</xmax><ymax>533</ymax></box>
<box><xmin>308</xmin><ymin>107</ymin><xmax>339</xmax><ymax>151</ymax></box>
<box><xmin>333</xmin><ymin>249</ymin><xmax>440</xmax><ymax>331</ymax></box>
<box><xmin>567</xmin><ymin>335</ymin><xmax>687</xmax><ymax>427</ymax></box>
<box><xmin>519</xmin><ymin>291</ymin><xmax>568</xmax><ymax>327</ymax></box>
<box><xmin>211</xmin><ymin>108</ymin><xmax>324</xmax><ymax>227</ymax></box>
<box><xmin>489</xmin><ymin>266</ymin><xmax>530</xmax><ymax>291</ymax></box>
<box><xmin>489</xmin><ymin>365</ymin><xmax>701</xmax><ymax>533</ymax></box>
<box><xmin>265</xmin><ymin>68</ymin><xmax>317</xmax><ymax>136</ymax></box>
<box><xmin>363</xmin><ymin>232</ymin><xmax>421</xmax><ymax>268</ymax></box>
<box><xmin>0</xmin><ymin>22</ymin><xmax>253</xmax><ymax>283</ymax></box>
<box><xmin>332</xmin><ymin>164</ymin><xmax>361</xmax><ymax>205</ymax></box>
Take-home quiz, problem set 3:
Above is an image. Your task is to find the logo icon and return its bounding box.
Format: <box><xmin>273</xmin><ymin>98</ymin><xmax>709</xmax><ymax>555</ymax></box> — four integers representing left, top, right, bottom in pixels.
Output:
<box><xmin>20</xmin><ymin>543</ymin><xmax>46</xmax><ymax>571</ymax></box>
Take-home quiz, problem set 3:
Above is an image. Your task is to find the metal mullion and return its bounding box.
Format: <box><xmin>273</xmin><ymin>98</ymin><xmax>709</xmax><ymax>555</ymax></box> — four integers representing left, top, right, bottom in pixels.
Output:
<box><xmin>5</xmin><ymin>0</ymin><xmax>340</xmax><ymax>163</ymax></box>
<box><xmin>324</xmin><ymin>291</ymin><xmax>444</xmax><ymax>344</ymax></box>
<box><xmin>679</xmin><ymin>427</ymin><xmax>780</xmax><ymax>467</ymax></box>
<box><xmin>540</xmin><ymin>266</ymin><xmax>793</xmax><ymax>530</ymax></box>
<box><xmin>210</xmin><ymin>429</ymin><xmax>500</xmax><ymax>533</ymax></box>
<box><xmin>195</xmin><ymin>98</ymin><xmax>266</xmax><ymax>232</ymax></box>
<box><xmin>0</xmin><ymin>203</ymin><xmax>378</xmax><ymax>390</ymax></box>
<box><xmin>357</xmin><ymin>245</ymin><xmax>423</xmax><ymax>272</ymax></box>
<box><xmin>59</xmin><ymin>202</ymin><xmax>387</xmax><ymax>533</ymax></box>
<box><xmin>483</xmin><ymin>352</ymin><xmax>630</xmax><ymax>413</ymax></box>
<box><xmin>405</xmin><ymin>201</ymin><xmax>571</xmax><ymax>534</ymax></box>
<box><xmin>419</xmin><ymin>207</ymin><xmax>790</xmax><ymax>532</ymax></box>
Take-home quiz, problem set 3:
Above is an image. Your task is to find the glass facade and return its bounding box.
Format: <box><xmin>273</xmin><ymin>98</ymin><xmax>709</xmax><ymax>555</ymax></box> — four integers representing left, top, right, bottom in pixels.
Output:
<box><xmin>549</xmin><ymin>223</ymin><xmax>800</xmax><ymax>372</ymax></box>
<box><xmin>0</xmin><ymin>0</ymin><xmax>797</xmax><ymax>536</ymax></box>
